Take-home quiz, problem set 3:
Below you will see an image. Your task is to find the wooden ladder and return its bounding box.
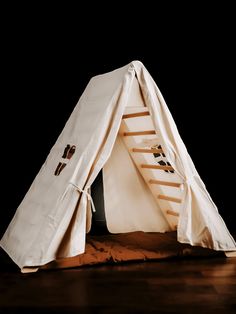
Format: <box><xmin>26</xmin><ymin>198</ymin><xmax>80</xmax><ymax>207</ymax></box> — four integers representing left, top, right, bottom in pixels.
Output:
<box><xmin>122</xmin><ymin>109</ymin><xmax>183</xmax><ymax>229</ymax></box>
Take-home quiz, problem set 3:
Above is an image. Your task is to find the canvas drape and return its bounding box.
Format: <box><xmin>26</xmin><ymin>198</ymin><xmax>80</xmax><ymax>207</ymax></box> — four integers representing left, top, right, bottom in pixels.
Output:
<box><xmin>134</xmin><ymin>62</ymin><xmax>236</xmax><ymax>251</ymax></box>
<box><xmin>1</xmin><ymin>61</ymin><xmax>235</xmax><ymax>270</ymax></box>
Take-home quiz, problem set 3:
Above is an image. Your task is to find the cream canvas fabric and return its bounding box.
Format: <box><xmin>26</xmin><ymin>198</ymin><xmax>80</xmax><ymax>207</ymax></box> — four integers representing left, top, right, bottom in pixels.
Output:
<box><xmin>1</xmin><ymin>61</ymin><xmax>235</xmax><ymax>270</ymax></box>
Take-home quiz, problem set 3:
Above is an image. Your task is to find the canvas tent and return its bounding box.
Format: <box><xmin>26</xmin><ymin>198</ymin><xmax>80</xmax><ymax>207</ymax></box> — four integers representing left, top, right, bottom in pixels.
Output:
<box><xmin>1</xmin><ymin>61</ymin><xmax>236</xmax><ymax>272</ymax></box>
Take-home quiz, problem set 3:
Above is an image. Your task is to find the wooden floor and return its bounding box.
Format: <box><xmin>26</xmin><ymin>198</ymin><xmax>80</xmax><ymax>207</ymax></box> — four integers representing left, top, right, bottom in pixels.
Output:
<box><xmin>0</xmin><ymin>250</ymin><xmax>236</xmax><ymax>313</ymax></box>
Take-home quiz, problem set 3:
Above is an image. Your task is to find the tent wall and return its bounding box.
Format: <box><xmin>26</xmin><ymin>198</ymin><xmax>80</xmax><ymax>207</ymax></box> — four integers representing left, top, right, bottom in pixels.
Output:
<box><xmin>0</xmin><ymin>63</ymin><xmax>135</xmax><ymax>268</ymax></box>
<box><xmin>103</xmin><ymin>134</ymin><xmax>170</xmax><ymax>233</ymax></box>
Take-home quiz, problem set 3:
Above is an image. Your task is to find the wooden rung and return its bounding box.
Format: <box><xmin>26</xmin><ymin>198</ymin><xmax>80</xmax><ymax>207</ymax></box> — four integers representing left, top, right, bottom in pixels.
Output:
<box><xmin>141</xmin><ymin>164</ymin><xmax>174</xmax><ymax>171</ymax></box>
<box><xmin>158</xmin><ymin>194</ymin><xmax>182</xmax><ymax>203</ymax></box>
<box><xmin>132</xmin><ymin>148</ymin><xmax>163</xmax><ymax>154</ymax></box>
<box><xmin>124</xmin><ymin>130</ymin><xmax>156</xmax><ymax>136</ymax></box>
<box><xmin>149</xmin><ymin>179</ymin><xmax>181</xmax><ymax>188</ymax></box>
<box><xmin>166</xmin><ymin>209</ymin><xmax>179</xmax><ymax>217</ymax></box>
<box><xmin>122</xmin><ymin>111</ymin><xmax>150</xmax><ymax>119</ymax></box>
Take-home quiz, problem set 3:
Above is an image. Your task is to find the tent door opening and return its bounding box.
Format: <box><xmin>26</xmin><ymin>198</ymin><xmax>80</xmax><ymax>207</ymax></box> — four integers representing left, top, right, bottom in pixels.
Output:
<box><xmin>90</xmin><ymin>169</ymin><xmax>109</xmax><ymax>235</ymax></box>
<box><xmin>89</xmin><ymin>77</ymin><xmax>185</xmax><ymax>235</ymax></box>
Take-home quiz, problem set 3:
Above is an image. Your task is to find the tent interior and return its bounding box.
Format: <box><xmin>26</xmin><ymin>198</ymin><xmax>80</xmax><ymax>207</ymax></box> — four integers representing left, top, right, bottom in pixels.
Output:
<box><xmin>90</xmin><ymin>75</ymin><xmax>182</xmax><ymax>236</ymax></box>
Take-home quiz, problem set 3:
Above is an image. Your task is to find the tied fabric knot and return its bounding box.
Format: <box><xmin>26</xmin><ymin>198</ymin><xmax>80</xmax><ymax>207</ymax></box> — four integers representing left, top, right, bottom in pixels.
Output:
<box><xmin>185</xmin><ymin>175</ymin><xmax>196</xmax><ymax>187</ymax></box>
<box><xmin>69</xmin><ymin>182</ymin><xmax>96</xmax><ymax>213</ymax></box>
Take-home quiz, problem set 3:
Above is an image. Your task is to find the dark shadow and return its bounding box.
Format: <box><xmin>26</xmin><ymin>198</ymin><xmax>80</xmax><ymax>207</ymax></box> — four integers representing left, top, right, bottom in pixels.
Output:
<box><xmin>89</xmin><ymin>169</ymin><xmax>109</xmax><ymax>235</ymax></box>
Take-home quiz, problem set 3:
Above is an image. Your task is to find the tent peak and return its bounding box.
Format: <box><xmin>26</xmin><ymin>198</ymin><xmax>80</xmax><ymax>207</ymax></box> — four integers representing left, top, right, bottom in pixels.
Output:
<box><xmin>130</xmin><ymin>60</ymin><xmax>144</xmax><ymax>66</ymax></box>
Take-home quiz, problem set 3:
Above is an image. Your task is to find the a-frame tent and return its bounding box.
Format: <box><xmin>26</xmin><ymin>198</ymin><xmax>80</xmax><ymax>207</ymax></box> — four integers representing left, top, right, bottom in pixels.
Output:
<box><xmin>1</xmin><ymin>61</ymin><xmax>236</xmax><ymax>272</ymax></box>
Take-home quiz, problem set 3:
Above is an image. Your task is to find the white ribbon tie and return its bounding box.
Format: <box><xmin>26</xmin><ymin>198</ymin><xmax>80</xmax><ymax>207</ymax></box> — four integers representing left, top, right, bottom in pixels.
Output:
<box><xmin>69</xmin><ymin>182</ymin><xmax>96</xmax><ymax>212</ymax></box>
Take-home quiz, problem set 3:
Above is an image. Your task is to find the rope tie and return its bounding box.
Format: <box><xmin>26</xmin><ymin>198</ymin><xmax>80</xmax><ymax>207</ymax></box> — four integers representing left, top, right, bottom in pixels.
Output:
<box><xmin>69</xmin><ymin>182</ymin><xmax>96</xmax><ymax>212</ymax></box>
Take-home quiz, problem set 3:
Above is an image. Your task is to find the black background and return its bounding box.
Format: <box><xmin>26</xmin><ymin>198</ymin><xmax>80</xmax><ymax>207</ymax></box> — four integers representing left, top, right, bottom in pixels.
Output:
<box><xmin>1</xmin><ymin>5</ymin><xmax>235</xmax><ymax>236</ymax></box>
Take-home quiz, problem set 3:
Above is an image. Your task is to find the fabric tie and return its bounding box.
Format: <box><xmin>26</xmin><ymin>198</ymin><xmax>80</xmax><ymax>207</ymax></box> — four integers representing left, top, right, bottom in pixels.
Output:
<box><xmin>69</xmin><ymin>182</ymin><xmax>96</xmax><ymax>212</ymax></box>
<box><xmin>185</xmin><ymin>175</ymin><xmax>196</xmax><ymax>187</ymax></box>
